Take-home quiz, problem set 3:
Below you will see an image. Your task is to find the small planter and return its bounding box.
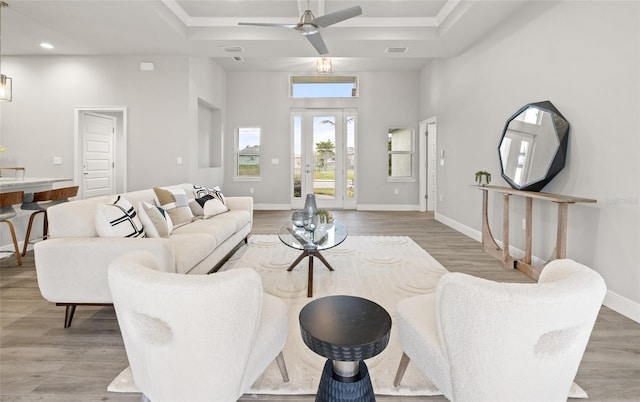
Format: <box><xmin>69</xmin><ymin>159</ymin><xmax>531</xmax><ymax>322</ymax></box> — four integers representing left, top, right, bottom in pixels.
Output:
<box><xmin>475</xmin><ymin>171</ymin><xmax>492</xmax><ymax>186</ymax></box>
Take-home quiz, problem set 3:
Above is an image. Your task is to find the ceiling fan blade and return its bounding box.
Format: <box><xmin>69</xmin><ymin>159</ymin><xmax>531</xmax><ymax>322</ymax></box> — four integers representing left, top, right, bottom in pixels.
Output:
<box><xmin>238</xmin><ymin>22</ymin><xmax>297</xmax><ymax>29</ymax></box>
<box><xmin>312</xmin><ymin>5</ymin><xmax>362</xmax><ymax>28</ymax></box>
<box><xmin>305</xmin><ymin>32</ymin><xmax>329</xmax><ymax>55</ymax></box>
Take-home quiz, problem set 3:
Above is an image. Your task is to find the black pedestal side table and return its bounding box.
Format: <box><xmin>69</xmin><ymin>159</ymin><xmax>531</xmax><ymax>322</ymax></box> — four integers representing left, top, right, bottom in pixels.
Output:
<box><xmin>299</xmin><ymin>295</ymin><xmax>392</xmax><ymax>402</ymax></box>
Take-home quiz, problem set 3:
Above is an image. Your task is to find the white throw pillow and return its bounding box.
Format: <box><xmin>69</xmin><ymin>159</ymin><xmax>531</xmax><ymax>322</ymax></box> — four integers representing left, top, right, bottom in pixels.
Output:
<box><xmin>203</xmin><ymin>198</ymin><xmax>229</xmax><ymax>218</ymax></box>
<box><xmin>95</xmin><ymin>196</ymin><xmax>145</xmax><ymax>238</ymax></box>
<box><xmin>138</xmin><ymin>201</ymin><xmax>173</xmax><ymax>238</ymax></box>
<box><xmin>193</xmin><ymin>184</ymin><xmax>227</xmax><ymax>207</ymax></box>
<box><xmin>188</xmin><ymin>194</ymin><xmax>215</xmax><ymax>217</ymax></box>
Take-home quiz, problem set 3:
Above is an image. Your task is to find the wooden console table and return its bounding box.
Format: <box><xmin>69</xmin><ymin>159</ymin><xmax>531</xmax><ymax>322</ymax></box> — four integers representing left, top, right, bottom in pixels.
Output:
<box><xmin>478</xmin><ymin>185</ymin><xmax>596</xmax><ymax>280</ymax></box>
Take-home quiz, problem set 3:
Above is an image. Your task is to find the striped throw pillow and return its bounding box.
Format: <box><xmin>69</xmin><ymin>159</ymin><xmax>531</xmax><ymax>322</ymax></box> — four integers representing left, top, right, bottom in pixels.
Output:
<box><xmin>95</xmin><ymin>195</ymin><xmax>145</xmax><ymax>238</ymax></box>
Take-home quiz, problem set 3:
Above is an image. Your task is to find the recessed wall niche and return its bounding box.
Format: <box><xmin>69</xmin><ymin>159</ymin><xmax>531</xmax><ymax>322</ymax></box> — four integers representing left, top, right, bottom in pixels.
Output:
<box><xmin>197</xmin><ymin>99</ymin><xmax>222</xmax><ymax>168</ymax></box>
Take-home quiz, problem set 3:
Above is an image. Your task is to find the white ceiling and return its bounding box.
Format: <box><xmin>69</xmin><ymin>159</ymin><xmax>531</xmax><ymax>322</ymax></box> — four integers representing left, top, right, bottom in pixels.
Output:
<box><xmin>2</xmin><ymin>0</ymin><xmax>528</xmax><ymax>73</ymax></box>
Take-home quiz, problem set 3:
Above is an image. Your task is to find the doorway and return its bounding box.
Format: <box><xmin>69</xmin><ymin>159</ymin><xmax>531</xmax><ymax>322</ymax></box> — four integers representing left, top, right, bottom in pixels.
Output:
<box><xmin>291</xmin><ymin>109</ymin><xmax>357</xmax><ymax>210</ymax></box>
<box><xmin>419</xmin><ymin>117</ymin><xmax>437</xmax><ymax>212</ymax></box>
<box><xmin>74</xmin><ymin>107</ymin><xmax>127</xmax><ymax>199</ymax></box>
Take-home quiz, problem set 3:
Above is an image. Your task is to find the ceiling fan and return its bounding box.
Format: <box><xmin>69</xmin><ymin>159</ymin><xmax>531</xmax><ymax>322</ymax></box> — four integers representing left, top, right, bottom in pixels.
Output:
<box><xmin>238</xmin><ymin>1</ymin><xmax>362</xmax><ymax>55</ymax></box>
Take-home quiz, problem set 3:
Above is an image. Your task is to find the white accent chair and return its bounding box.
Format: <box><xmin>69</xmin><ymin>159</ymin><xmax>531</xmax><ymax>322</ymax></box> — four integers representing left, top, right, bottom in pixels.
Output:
<box><xmin>393</xmin><ymin>259</ymin><xmax>606</xmax><ymax>402</ymax></box>
<box><xmin>108</xmin><ymin>251</ymin><xmax>289</xmax><ymax>402</ymax></box>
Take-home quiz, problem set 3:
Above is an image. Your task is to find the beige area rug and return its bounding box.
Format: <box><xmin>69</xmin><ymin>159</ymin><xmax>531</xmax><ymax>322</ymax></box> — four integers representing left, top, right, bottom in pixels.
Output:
<box><xmin>108</xmin><ymin>235</ymin><xmax>587</xmax><ymax>398</ymax></box>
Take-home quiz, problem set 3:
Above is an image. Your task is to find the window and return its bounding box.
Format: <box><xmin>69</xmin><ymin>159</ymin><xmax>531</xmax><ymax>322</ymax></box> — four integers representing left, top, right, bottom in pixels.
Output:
<box><xmin>388</xmin><ymin>128</ymin><xmax>414</xmax><ymax>179</ymax></box>
<box><xmin>290</xmin><ymin>76</ymin><xmax>358</xmax><ymax>98</ymax></box>
<box><xmin>235</xmin><ymin>127</ymin><xmax>260</xmax><ymax>179</ymax></box>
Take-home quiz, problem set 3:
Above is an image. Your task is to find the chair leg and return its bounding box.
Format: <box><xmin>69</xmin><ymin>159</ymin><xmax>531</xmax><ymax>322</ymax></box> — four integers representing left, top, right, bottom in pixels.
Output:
<box><xmin>63</xmin><ymin>304</ymin><xmax>77</xmax><ymax>328</ymax></box>
<box><xmin>1</xmin><ymin>220</ymin><xmax>22</xmax><ymax>266</ymax></box>
<box><xmin>22</xmin><ymin>210</ymin><xmax>45</xmax><ymax>256</ymax></box>
<box><xmin>275</xmin><ymin>351</ymin><xmax>290</xmax><ymax>383</ymax></box>
<box><xmin>393</xmin><ymin>352</ymin><xmax>411</xmax><ymax>388</ymax></box>
<box><xmin>43</xmin><ymin>212</ymin><xmax>49</xmax><ymax>240</ymax></box>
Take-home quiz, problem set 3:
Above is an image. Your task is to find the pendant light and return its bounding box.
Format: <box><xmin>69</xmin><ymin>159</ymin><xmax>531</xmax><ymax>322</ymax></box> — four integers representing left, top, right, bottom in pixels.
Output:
<box><xmin>0</xmin><ymin>2</ymin><xmax>12</xmax><ymax>102</ymax></box>
<box><xmin>315</xmin><ymin>57</ymin><xmax>332</xmax><ymax>74</ymax></box>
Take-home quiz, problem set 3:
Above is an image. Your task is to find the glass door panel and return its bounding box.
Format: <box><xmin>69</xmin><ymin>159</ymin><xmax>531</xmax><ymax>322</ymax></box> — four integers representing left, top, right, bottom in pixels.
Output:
<box><xmin>312</xmin><ymin>115</ymin><xmax>338</xmax><ymax>202</ymax></box>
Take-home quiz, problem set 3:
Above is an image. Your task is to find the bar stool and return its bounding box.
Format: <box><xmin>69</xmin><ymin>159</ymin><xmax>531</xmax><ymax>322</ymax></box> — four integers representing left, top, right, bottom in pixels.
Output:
<box><xmin>0</xmin><ymin>191</ymin><xmax>25</xmax><ymax>266</ymax></box>
<box><xmin>21</xmin><ymin>186</ymin><xmax>79</xmax><ymax>256</ymax></box>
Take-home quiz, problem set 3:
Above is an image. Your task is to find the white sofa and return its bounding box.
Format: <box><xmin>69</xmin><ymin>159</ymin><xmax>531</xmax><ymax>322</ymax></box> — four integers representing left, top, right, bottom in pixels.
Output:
<box><xmin>34</xmin><ymin>183</ymin><xmax>253</xmax><ymax>327</ymax></box>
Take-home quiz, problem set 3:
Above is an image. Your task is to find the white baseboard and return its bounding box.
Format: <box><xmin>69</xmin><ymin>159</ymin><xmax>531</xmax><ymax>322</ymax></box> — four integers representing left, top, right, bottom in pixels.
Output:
<box><xmin>357</xmin><ymin>204</ymin><xmax>420</xmax><ymax>211</ymax></box>
<box><xmin>604</xmin><ymin>291</ymin><xmax>640</xmax><ymax>323</ymax></box>
<box><xmin>435</xmin><ymin>212</ymin><xmax>640</xmax><ymax>324</ymax></box>
<box><xmin>253</xmin><ymin>203</ymin><xmax>292</xmax><ymax>210</ymax></box>
<box><xmin>254</xmin><ymin>204</ymin><xmax>421</xmax><ymax>211</ymax></box>
<box><xmin>435</xmin><ymin>212</ymin><xmax>481</xmax><ymax>241</ymax></box>
<box><xmin>0</xmin><ymin>241</ymin><xmax>30</xmax><ymax>256</ymax></box>
<box><xmin>1</xmin><ymin>242</ymin><xmax>27</xmax><ymax>253</ymax></box>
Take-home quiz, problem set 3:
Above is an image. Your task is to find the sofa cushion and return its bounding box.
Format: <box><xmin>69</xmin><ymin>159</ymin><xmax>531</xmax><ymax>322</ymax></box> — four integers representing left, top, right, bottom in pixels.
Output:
<box><xmin>212</xmin><ymin>210</ymin><xmax>251</xmax><ymax>233</ymax></box>
<box><xmin>169</xmin><ymin>233</ymin><xmax>218</xmax><ymax>274</ymax></box>
<box><xmin>138</xmin><ymin>202</ymin><xmax>173</xmax><ymax>238</ymax></box>
<box><xmin>95</xmin><ymin>196</ymin><xmax>146</xmax><ymax>238</ymax></box>
<box><xmin>172</xmin><ymin>218</ymin><xmax>236</xmax><ymax>245</ymax></box>
<box><xmin>153</xmin><ymin>187</ymin><xmax>194</xmax><ymax>228</ymax></box>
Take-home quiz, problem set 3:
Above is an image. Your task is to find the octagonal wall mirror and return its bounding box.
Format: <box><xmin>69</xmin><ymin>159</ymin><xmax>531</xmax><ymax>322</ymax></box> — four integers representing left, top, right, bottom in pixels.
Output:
<box><xmin>498</xmin><ymin>101</ymin><xmax>569</xmax><ymax>192</ymax></box>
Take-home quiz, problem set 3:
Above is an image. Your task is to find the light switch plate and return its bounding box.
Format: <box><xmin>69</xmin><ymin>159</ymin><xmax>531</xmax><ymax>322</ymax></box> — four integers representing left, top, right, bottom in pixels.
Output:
<box><xmin>53</xmin><ymin>156</ymin><xmax>62</xmax><ymax>165</ymax></box>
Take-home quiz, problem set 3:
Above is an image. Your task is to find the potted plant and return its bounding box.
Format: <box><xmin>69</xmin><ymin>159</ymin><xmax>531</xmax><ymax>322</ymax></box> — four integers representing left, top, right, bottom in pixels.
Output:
<box><xmin>317</xmin><ymin>209</ymin><xmax>334</xmax><ymax>226</ymax></box>
<box><xmin>475</xmin><ymin>170</ymin><xmax>492</xmax><ymax>186</ymax></box>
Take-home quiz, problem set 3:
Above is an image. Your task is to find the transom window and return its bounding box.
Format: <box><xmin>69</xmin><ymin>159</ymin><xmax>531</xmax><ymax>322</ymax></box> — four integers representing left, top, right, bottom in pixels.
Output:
<box><xmin>290</xmin><ymin>76</ymin><xmax>358</xmax><ymax>98</ymax></box>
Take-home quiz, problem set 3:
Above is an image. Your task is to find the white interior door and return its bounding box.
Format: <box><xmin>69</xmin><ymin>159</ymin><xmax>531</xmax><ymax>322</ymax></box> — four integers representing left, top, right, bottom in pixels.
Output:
<box><xmin>81</xmin><ymin>111</ymin><xmax>115</xmax><ymax>198</ymax></box>
<box><xmin>427</xmin><ymin>121</ymin><xmax>437</xmax><ymax>212</ymax></box>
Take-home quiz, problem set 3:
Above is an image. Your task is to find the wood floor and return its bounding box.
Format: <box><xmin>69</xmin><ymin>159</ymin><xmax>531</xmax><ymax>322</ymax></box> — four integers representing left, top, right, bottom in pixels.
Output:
<box><xmin>1</xmin><ymin>210</ymin><xmax>638</xmax><ymax>402</ymax></box>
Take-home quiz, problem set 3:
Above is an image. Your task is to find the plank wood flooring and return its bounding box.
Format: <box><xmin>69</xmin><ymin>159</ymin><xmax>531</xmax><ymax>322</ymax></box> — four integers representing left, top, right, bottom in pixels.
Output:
<box><xmin>1</xmin><ymin>210</ymin><xmax>638</xmax><ymax>402</ymax></box>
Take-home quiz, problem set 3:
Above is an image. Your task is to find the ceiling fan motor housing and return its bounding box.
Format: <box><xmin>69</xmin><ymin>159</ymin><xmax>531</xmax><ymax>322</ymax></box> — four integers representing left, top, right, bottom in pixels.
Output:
<box><xmin>298</xmin><ymin>9</ymin><xmax>318</xmax><ymax>35</ymax></box>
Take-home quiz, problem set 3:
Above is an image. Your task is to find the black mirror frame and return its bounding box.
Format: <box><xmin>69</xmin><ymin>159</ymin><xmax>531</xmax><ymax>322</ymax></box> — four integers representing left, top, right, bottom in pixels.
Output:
<box><xmin>498</xmin><ymin>100</ymin><xmax>570</xmax><ymax>192</ymax></box>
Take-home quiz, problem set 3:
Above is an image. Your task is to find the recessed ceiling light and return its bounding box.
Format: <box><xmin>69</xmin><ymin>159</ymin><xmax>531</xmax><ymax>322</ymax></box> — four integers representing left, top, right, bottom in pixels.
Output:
<box><xmin>39</xmin><ymin>42</ymin><xmax>55</xmax><ymax>49</ymax></box>
<box><xmin>385</xmin><ymin>47</ymin><xmax>408</xmax><ymax>53</ymax></box>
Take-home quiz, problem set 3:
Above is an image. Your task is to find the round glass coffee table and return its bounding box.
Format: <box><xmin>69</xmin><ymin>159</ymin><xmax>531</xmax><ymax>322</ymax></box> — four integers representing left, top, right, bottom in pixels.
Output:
<box><xmin>278</xmin><ymin>219</ymin><xmax>347</xmax><ymax>297</ymax></box>
<box><xmin>299</xmin><ymin>295</ymin><xmax>392</xmax><ymax>401</ymax></box>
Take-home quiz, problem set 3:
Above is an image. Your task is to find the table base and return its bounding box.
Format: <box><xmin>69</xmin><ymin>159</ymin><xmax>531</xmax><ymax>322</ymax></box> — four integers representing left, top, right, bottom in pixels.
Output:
<box><xmin>316</xmin><ymin>360</ymin><xmax>374</xmax><ymax>402</ymax></box>
<box><xmin>287</xmin><ymin>248</ymin><xmax>334</xmax><ymax>297</ymax></box>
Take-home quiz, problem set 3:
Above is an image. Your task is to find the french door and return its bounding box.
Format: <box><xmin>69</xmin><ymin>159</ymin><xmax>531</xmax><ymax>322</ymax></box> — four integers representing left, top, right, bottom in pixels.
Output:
<box><xmin>291</xmin><ymin>109</ymin><xmax>357</xmax><ymax>210</ymax></box>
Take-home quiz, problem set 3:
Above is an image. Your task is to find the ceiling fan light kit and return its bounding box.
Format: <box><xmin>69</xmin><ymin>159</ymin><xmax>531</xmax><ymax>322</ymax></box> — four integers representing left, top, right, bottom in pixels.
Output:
<box><xmin>239</xmin><ymin>2</ymin><xmax>362</xmax><ymax>55</ymax></box>
<box><xmin>0</xmin><ymin>1</ymin><xmax>12</xmax><ymax>102</ymax></box>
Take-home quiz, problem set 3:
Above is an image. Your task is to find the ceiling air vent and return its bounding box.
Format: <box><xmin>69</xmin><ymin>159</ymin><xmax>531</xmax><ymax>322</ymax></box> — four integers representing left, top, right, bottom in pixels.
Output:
<box><xmin>220</xmin><ymin>46</ymin><xmax>245</xmax><ymax>53</ymax></box>
<box><xmin>385</xmin><ymin>47</ymin><xmax>408</xmax><ymax>53</ymax></box>
<box><xmin>232</xmin><ymin>56</ymin><xmax>244</xmax><ymax>62</ymax></box>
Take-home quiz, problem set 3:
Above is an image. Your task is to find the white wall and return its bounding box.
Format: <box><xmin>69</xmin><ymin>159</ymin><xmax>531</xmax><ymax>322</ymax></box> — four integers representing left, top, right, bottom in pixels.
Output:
<box><xmin>188</xmin><ymin>57</ymin><xmax>226</xmax><ymax>187</ymax></box>
<box><xmin>0</xmin><ymin>55</ymin><xmax>193</xmax><ymax>190</ymax></box>
<box><xmin>419</xmin><ymin>1</ymin><xmax>640</xmax><ymax>318</ymax></box>
<box><xmin>0</xmin><ymin>55</ymin><xmax>226</xmax><ymax>251</ymax></box>
<box><xmin>224</xmin><ymin>71</ymin><xmax>421</xmax><ymax>208</ymax></box>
